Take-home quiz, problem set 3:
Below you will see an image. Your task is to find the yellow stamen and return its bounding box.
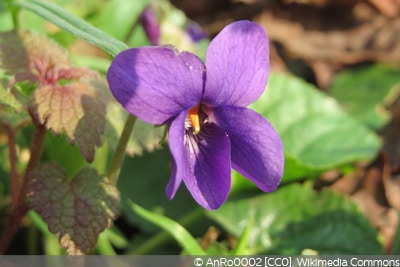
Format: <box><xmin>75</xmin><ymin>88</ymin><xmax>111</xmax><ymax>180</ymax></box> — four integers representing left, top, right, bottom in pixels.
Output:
<box><xmin>188</xmin><ymin>105</ymin><xmax>200</xmax><ymax>134</ymax></box>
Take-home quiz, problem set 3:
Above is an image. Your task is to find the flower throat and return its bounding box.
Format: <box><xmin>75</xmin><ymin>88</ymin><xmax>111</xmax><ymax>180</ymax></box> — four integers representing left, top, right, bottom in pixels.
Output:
<box><xmin>186</xmin><ymin>105</ymin><xmax>211</xmax><ymax>135</ymax></box>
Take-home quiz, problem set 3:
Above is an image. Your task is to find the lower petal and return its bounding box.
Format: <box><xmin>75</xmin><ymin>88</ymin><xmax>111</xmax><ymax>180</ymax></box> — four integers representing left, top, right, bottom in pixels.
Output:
<box><xmin>184</xmin><ymin>124</ymin><xmax>231</xmax><ymax>209</ymax></box>
<box><xmin>168</xmin><ymin>112</ymin><xmax>232</xmax><ymax>209</ymax></box>
<box><xmin>213</xmin><ymin>106</ymin><xmax>284</xmax><ymax>192</ymax></box>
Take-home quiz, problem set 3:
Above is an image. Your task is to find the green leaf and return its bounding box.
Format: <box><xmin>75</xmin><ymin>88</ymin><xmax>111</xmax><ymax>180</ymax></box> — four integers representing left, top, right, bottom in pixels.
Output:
<box><xmin>206</xmin><ymin>183</ymin><xmax>382</xmax><ymax>255</ymax></box>
<box><xmin>29</xmin><ymin>162</ymin><xmax>120</xmax><ymax>255</ymax></box>
<box><xmin>15</xmin><ymin>0</ymin><xmax>128</xmax><ymax>57</ymax></box>
<box><xmin>30</xmin><ymin>82</ymin><xmax>106</xmax><ymax>163</ymax></box>
<box><xmin>101</xmin><ymin>226</ymin><xmax>129</xmax><ymax>250</ymax></box>
<box><xmin>42</xmin><ymin>133</ymin><xmax>88</xmax><ymax>178</ymax></box>
<box><xmin>0</xmin><ymin>109</ymin><xmax>30</xmax><ymax>129</ymax></box>
<box><xmin>0</xmin><ymin>74</ymin><xmax>31</xmax><ymax>129</ymax></box>
<box><xmin>118</xmin><ymin>147</ymin><xmax>199</xmax><ymax>234</ymax></box>
<box><xmin>29</xmin><ymin>210</ymin><xmax>64</xmax><ymax>255</ymax></box>
<box><xmin>128</xmin><ymin>200</ymin><xmax>206</xmax><ymax>255</ymax></box>
<box><xmin>329</xmin><ymin>64</ymin><xmax>400</xmax><ymax>129</ymax></box>
<box><xmin>231</xmin><ymin>216</ymin><xmax>254</xmax><ymax>255</ymax></box>
<box><xmin>0</xmin><ymin>78</ymin><xmax>23</xmax><ymax>112</ymax></box>
<box><xmin>251</xmin><ymin>73</ymin><xmax>381</xmax><ymax>180</ymax></box>
<box><xmin>0</xmin><ymin>79</ymin><xmax>30</xmax><ymax>129</ymax></box>
<box><xmin>94</xmin><ymin>0</ymin><xmax>149</xmax><ymax>43</ymax></box>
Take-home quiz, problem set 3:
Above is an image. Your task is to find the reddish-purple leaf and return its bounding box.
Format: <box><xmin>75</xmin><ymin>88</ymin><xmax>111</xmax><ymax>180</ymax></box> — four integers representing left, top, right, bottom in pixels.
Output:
<box><xmin>0</xmin><ymin>31</ymin><xmax>70</xmax><ymax>82</ymax></box>
<box><xmin>29</xmin><ymin>162</ymin><xmax>120</xmax><ymax>255</ymax></box>
<box><xmin>30</xmin><ymin>82</ymin><xmax>106</xmax><ymax>162</ymax></box>
<box><xmin>1</xmin><ymin>31</ymin><xmax>105</xmax><ymax>162</ymax></box>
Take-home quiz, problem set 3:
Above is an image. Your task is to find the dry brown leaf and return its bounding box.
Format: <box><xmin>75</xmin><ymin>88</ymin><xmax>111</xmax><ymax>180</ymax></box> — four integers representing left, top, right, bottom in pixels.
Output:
<box><xmin>331</xmin><ymin>155</ymin><xmax>399</xmax><ymax>253</ymax></box>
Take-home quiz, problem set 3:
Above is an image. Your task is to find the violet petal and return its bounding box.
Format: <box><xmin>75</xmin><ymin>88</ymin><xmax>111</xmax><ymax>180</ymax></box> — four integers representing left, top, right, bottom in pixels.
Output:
<box><xmin>107</xmin><ymin>47</ymin><xmax>205</xmax><ymax>125</ymax></box>
<box><xmin>213</xmin><ymin>106</ymin><xmax>284</xmax><ymax>192</ymax></box>
<box><xmin>166</xmin><ymin>111</ymin><xmax>187</xmax><ymax>199</ymax></box>
<box><xmin>169</xmin><ymin>117</ymin><xmax>232</xmax><ymax>209</ymax></box>
<box><xmin>203</xmin><ymin>20</ymin><xmax>269</xmax><ymax>107</ymax></box>
<box><xmin>185</xmin><ymin>123</ymin><xmax>231</xmax><ymax>209</ymax></box>
<box><xmin>140</xmin><ymin>6</ymin><xmax>160</xmax><ymax>46</ymax></box>
<box><xmin>186</xmin><ymin>21</ymin><xmax>208</xmax><ymax>43</ymax></box>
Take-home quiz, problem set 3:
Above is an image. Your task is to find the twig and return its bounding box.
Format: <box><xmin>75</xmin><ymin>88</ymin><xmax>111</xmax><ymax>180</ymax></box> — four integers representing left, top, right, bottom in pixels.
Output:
<box><xmin>6</xmin><ymin>126</ymin><xmax>19</xmax><ymax>208</ymax></box>
<box><xmin>0</xmin><ymin>123</ymin><xmax>47</xmax><ymax>254</ymax></box>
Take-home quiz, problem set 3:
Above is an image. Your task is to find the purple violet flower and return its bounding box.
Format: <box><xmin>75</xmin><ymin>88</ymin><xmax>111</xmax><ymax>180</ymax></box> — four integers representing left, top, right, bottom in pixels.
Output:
<box><xmin>139</xmin><ymin>6</ymin><xmax>160</xmax><ymax>46</ymax></box>
<box><xmin>107</xmin><ymin>20</ymin><xmax>284</xmax><ymax>209</ymax></box>
<box><xmin>186</xmin><ymin>21</ymin><xmax>208</xmax><ymax>42</ymax></box>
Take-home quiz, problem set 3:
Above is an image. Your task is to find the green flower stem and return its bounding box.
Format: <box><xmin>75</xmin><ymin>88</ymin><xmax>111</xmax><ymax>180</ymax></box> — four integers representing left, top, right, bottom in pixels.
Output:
<box><xmin>96</xmin><ymin>231</ymin><xmax>117</xmax><ymax>255</ymax></box>
<box><xmin>5</xmin><ymin>0</ymin><xmax>20</xmax><ymax>29</ymax></box>
<box><xmin>28</xmin><ymin>210</ymin><xmax>63</xmax><ymax>255</ymax></box>
<box><xmin>27</xmin><ymin>219</ymin><xmax>40</xmax><ymax>254</ymax></box>
<box><xmin>128</xmin><ymin>207</ymin><xmax>204</xmax><ymax>255</ymax></box>
<box><xmin>108</xmin><ymin>114</ymin><xmax>137</xmax><ymax>185</ymax></box>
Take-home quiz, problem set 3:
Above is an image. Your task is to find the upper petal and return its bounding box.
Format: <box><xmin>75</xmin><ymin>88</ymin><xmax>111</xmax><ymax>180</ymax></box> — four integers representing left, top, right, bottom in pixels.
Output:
<box><xmin>212</xmin><ymin>106</ymin><xmax>284</xmax><ymax>192</ymax></box>
<box><xmin>107</xmin><ymin>47</ymin><xmax>205</xmax><ymax>125</ymax></box>
<box><xmin>203</xmin><ymin>20</ymin><xmax>270</xmax><ymax>107</ymax></box>
<box><xmin>168</xmin><ymin>113</ymin><xmax>232</xmax><ymax>209</ymax></box>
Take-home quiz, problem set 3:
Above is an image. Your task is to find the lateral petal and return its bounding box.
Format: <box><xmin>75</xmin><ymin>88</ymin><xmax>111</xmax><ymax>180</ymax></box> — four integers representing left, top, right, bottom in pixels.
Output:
<box><xmin>213</xmin><ymin>106</ymin><xmax>284</xmax><ymax>192</ymax></box>
<box><xmin>203</xmin><ymin>20</ymin><xmax>270</xmax><ymax>107</ymax></box>
<box><xmin>107</xmin><ymin>47</ymin><xmax>205</xmax><ymax>125</ymax></box>
<box><xmin>166</xmin><ymin>111</ymin><xmax>187</xmax><ymax>199</ymax></box>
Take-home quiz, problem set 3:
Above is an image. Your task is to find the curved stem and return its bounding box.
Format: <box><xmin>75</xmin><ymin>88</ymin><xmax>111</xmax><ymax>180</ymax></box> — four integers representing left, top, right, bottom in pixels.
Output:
<box><xmin>5</xmin><ymin>0</ymin><xmax>20</xmax><ymax>29</ymax></box>
<box><xmin>128</xmin><ymin>207</ymin><xmax>204</xmax><ymax>254</ymax></box>
<box><xmin>6</xmin><ymin>126</ymin><xmax>19</xmax><ymax>208</ymax></box>
<box><xmin>0</xmin><ymin>124</ymin><xmax>47</xmax><ymax>254</ymax></box>
<box><xmin>108</xmin><ymin>114</ymin><xmax>137</xmax><ymax>185</ymax></box>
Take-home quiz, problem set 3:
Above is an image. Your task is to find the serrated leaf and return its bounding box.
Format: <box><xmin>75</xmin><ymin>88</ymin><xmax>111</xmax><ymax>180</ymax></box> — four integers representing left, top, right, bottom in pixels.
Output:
<box><xmin>1</xmin><ymin>31</ymin><xmax>105</xmax><ymax>160</ymax></box>
<box><xmin>251</xmin><ymin>73</ymin><xmax>381</xmax><ymax>180</ymax></box>
<box><xmin>29</xmin><ymin>162</ymin><xmax>120</xmax><ymax>255</ymax></box>
<box><xmin>329</xmin><ymin>64</ymin><xmax>400</xmax><ymax>129</ymax></box>
<box><xmin>0</xmin><ymin>31</ymin><xmax>71</xmax><ymax>130</ymax></box>
<box><xmin>30</xmin><ymin>82</ymin><xmax>106</xmax><ymax>162</ymax></box>
<box><xmin>105</xmin><ymin>100</ymin><xmax>164</xmax><ymax>156</ymax></box>
<box><xmin>0</xmin><ymin>110</ymin><xmax>30</xmax><ymax>130</ymax></box>
<box><xmin>0</xmin><ymin>31</ymin><xmax>30</xmax><ymax>75</ymax></box>
<box><xmin>91</xmin><ymin>79</ymin><xmax>164</xmax><ymax>156</ymax></box>
<box><xmin>0</xmin><ymin>31</ymin><xmax>70</xmax><ymax>77</ymax></box>
<box><xmin>206</xmin><ymin>183</ymin><xmax>382</xmax><ymax>254</ymax></box>
<box><xmin>0</xmin><ymin>79</ymin><xmax>23</xmax><ymax>112</ymax></box>
<box><xmin>0</xmin><ymin>75</ymin><xmax>30</xmax><ymax>128</ymax></box>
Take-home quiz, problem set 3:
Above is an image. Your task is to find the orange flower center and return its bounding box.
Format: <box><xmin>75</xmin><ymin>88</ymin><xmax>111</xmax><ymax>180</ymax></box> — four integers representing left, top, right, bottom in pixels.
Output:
<box><xmin>188</xmin><ymin>105</ymin><xmax>200</xmax><ymax>135</ymax></box>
